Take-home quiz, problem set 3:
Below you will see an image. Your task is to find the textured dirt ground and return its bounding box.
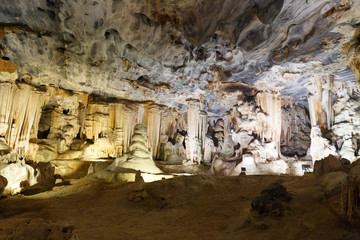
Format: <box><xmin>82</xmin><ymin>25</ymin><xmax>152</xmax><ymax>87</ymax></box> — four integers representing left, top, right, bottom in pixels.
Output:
<box><xmin>0</xmin><ymin>173</ymin><xmax>359</xmax><ymax>240</ymax></box>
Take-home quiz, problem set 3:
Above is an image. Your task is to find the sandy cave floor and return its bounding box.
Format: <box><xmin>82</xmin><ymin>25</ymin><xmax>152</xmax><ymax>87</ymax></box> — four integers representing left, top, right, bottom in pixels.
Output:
<box><xmin>0</xmin><ymin>172</ymin><xmax>359</xmax><ymax>240</ymax></box>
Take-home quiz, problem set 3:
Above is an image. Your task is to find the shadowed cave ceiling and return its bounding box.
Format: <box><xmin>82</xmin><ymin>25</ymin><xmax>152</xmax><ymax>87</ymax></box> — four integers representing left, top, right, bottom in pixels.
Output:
<box><xmin>0</xmin><ymin>0</ymin><xmax>359</xmax><ymax>117</ymax></box>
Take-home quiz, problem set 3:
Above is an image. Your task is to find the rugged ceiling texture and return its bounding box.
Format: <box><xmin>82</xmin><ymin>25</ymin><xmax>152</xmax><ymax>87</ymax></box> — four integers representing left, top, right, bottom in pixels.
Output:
<box><xmin>0</xmin><ymin>0</ymin><xmax>359</xmax><ymax>116</ymax></box>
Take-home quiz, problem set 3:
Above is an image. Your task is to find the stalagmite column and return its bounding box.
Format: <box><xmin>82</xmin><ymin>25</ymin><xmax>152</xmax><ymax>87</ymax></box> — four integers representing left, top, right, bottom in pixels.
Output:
<box><xmin>186</xmin><ymin>99</ymin><xmax>208</xmax><ymax>163</ymax></box>
<box><xmin>307</xmin><ymin>74</ymin><xmax>334</xmax><ymax>132</ymax></box>
<box><xmin>144</xmin><ymin>104</ymin><xmax>161</xmax><ymax>159</ymax></box>
<box><xmin>255</xmin><ymin>91</ymin><xmax>282</xmax><ymax>157</ymax></box>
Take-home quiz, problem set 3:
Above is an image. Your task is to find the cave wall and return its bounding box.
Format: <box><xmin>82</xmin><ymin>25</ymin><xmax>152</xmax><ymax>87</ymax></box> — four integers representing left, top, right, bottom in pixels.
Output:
<box><xmin>1</xmin><ymin>74</ymin><xmax>360</xmax><ymax>178</ymax></box>
<box><xmin>0</xmin><ymin>82</ymin><xmax>186</xmax><ymax>166</ymax></box>
<box><xmin>308</xmin><ymin>74</ymin><xmax>360</xmax><ymax>163</ymax></box>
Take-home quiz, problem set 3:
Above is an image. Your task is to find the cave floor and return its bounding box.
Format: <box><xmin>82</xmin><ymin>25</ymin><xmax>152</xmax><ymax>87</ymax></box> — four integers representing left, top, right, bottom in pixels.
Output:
<box><xmin>0</xmin><ymin>173</ymin><xmax>359</xmax><ymax>240</ymax></box>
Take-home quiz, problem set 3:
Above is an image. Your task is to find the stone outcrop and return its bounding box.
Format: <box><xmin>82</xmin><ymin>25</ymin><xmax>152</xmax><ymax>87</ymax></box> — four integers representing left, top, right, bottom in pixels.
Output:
<box><xmin>313</xmin><ymin>155</ymin><xmax>347</xmax><ymax>177</ymax></box>
<box><xmin>251</xmin><ymin>182</ymin><xmax>292</xmax><ymax>218</ymax></box>
<box><xmin>341</xmin><ymin>178</ymin><xmax>360</xmax><ymax>225</ymax></box>
<box><xmin>0</xmin><ymin>174</ymin><xmax>7</xmax><ymax>197</ymax></box>
<box><xmin>129</xmin><ymin>171</ymin><xmax>147</xmax><ymax>202</ymax></box>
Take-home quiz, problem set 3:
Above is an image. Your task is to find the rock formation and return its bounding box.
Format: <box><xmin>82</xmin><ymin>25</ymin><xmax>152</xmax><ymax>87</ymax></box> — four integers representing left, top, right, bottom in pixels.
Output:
<box><xmin>0</xmin><ymin>0</ymin><xmax>359</xmax><ymax>178</ymax></box>
<box><xmin>341</xmin><ymin>177</ymin><xmax>360</xmax><ymax>225</ymax></box>
<box><xmin>0</xmin><ymin>174</ymin><xmax>7</xmax><ymax>197</ymax></box>
<box><xmin>129</xmin><ymin>170</ymin><xmax>147</xmax><ymax>202</ymax></box>
<box><xmin>251</xmin><ymin>182</ymin><xmax>292</xmax><ymax>218</ymax></box>
<box><xmin>313</xmin><ymin>154</ymin><xmax>347</xmax><ymax>177</ymax></box>
<box><xmin>108</xmin><ymin>124</ymin><xmax>162</xmax><ymax>174</ymax></box>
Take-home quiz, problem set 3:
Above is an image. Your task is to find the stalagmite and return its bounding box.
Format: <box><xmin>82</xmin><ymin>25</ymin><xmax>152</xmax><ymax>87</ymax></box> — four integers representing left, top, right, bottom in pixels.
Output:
<box><xmin>307</xmin><ymin>74</ymin><xmax>334</xmax><ymax>132</ymax></box>
<box><xmin>107</xmin><ymin>124</ymin><xmax>162</xmax><ymax>174</ymax></box>
<box><xmin>185</xmin><ymin>99</ymin><xmax>207</xmax><ymax>164</ymax></box>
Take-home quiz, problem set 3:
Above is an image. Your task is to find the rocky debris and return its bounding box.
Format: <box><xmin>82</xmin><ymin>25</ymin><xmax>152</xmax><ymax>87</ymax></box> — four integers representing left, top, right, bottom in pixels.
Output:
<box><xmin>0</xmin><ymin>218</ymin><xmax>75</xmax><ymax>240</ymax></box>
<box><xmin>0</xmin><ymin>174</ymin><xmax>7</xmax><ymax>197</ymax></box>
<box><xmin>313</xmin><ymin>154</ymin><xmax>347</xmax><ymax>177</ymax></box>
<box><xmin>341</xmin><ymin>177</ymin><xmax>360</xmax><ymax>225</ymax></box>
<box><xmin>129</xmin><ymin>171</ymin><xmax>147</xmax><ymax>202</ymax></box>
<box><xmin>251</xmin><ymin>182</ymin><xmax>292</xmax><ymax>218</ymax></box>
<box><xmin>20</xmin><ymin>161</ymin><xmax>57</xmax><ymax>195</ymax></box>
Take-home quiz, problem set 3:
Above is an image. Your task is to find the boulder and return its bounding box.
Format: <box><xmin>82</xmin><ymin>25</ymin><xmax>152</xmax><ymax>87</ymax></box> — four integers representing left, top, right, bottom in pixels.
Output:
<box><xmin>251</xmin><ymin>182</ymin><xmax>292</xmax><ymax>218</ymax></box>
<box><xmin>129</xmin><ymin>171</ymin><xmax>147</xmax><ymax>201</ymax></box>
<box><xmin>0</xmin><ymin>175</ymin><xmax>7</xmax><ymax>197</ymax></box>
<box><xmin>313</xmin><ymin>155</ymin><xmax>347</xmax><ymax>177</ymax></box>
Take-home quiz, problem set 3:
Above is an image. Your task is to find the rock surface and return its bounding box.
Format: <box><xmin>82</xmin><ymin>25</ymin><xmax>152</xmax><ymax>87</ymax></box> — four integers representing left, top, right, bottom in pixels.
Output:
<box><xmin>0</xmin><ymin>0</ymin><xmax>359</xmax><ymax>114</ymax></box>
<box><xmin>341</xmin><ymin>177</ymin><xmax>360</xmax><ymax>225</ymax></box>
<box><xmin>313</xmin><ymin>154</ymin><xmax>346</xmax><ymax>177</ymax></box>
<box><xmin>129</xmin><ymin>170</ymin><xmax>147</xmax><ymax>201</ymax></box>
<box><xmin>0</xmin><ymin>0</ymin><xmax>359</xmax><ymax>176</ymax></box>
<box><xmin>0</xmin><ymin>174</ymin><xmax>7</xmax><ymax>197</ymax></box>
<box><xmin>251</xmin><ymin>182</ymin><xmax>292</xmax><ymax>218</ymax></box>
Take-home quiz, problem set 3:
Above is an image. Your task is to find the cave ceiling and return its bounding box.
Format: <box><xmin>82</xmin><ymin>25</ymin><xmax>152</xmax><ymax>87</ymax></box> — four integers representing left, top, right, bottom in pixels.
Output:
<box><xmin>0</xmin><ymin>0</ymin><xmax>359</xmax><ymax>117</ymax></box>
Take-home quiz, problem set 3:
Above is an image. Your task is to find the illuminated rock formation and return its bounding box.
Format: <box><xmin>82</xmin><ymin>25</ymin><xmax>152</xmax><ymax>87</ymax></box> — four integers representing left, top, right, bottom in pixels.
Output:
<box><xmin>160</xmin><ymin>132</ymin><xmax>186</xmax><ymax>164</ymax></box>
<box><xmin>107</xmin><ymin>124</ymin><xmax>162</xmax><ymax>174</ymax></box>
<box><xmin>0</xmin><ymin>158</ymin><xmax>37</xmax><ymax>195</ymax></box>
<box><xmin>307</xmin><ymin>74</ymin><xmax>334</xmax><ymax>132</ymax></box>
<box><xmin>0</xmin><ymin>0</ymin><xmax>359</xmax><ymax>179</ymax></box>
<box><xmin>0</xmin><ymin>83</ymin><xmax>46</xmax><ymax>151</ymax></box>
<box><xmin>308</xmin><ymin>75</ymin><xmax>360</xmax><ymax>163</ymax></box>
<box><xmin>185</xmin><ymin>99</ymin><xmax>207</xmax><ymax>164</ymax></box>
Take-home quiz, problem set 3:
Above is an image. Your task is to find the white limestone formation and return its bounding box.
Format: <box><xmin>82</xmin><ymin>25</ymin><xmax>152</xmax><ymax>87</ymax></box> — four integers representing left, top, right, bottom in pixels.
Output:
<box><xmin>185</xmin><ymin>100</ymin><xmax>207</xmax><ymax>164</ymax></box>
<box><xmin>107</xmin><ymin>124</ymin><xmax>162</xmax><ymax>174</ymax></box>
<box><xmin>307</xmin><ymin>74</ymin><xmax>334</xmax><ymax>131</ymax></box>
<box><xmin>0</xmin><ymin>83</ymin><xmax>46</xmax><ymax>151</ymax></box>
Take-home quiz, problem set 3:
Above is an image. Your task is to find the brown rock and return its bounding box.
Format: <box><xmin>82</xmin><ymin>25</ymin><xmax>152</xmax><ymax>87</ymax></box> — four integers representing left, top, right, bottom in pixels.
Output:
<box><xmin>341</xmin><ymin>178</ymin><xmax>360</xmax><ymax>225</ymax></box>
<box><xmin>0</xmin><ymin>175</ymin><xmax>7</xmax><ymax>197</ymax></box>
<box><xmin>313</xmin><ymin>155</ymin><xmax>346</xmax><ymax>177</ymax></box>
<box><xmin>129</xmin><ymin>171</ymin><xmax>147</xmax><ymax>202</ymax></box>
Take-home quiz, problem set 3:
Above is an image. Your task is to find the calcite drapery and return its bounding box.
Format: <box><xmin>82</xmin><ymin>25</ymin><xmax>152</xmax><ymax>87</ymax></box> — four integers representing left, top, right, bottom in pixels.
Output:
<box><xmin>186</xmin><ymin>99</ymin><xmax>207</xmax><ymax>164</ymax></box>
<box><xmin>0</xmin><ymin>83</ymin><xmax>46</xmax><ymax>151</ymax></box>
<box><xmin>307</xmin><ymin>74</ymin><xmax>334</xmax><ymax>132</ymax></box>
<box><xmin>308</xmin><ymin>75</ymin><xmax>360</xmax><ymax>163</ymax></box>
<box><xmin>255</xmin><ymin>91</ymin><xmax>282</xmax><ymax>157</ymax></box>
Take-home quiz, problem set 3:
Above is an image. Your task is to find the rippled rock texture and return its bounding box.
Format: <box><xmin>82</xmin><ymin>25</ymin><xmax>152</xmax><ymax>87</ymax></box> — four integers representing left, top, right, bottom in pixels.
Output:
<box><xmin>0</xmin><ymin>0</ymin><xmax>359</xmax><ymax>178</ymax></box>
<box><xmin>0</xmin><ymin>0</ymin><xmax>359</xmax><ymax>113</ymax></box>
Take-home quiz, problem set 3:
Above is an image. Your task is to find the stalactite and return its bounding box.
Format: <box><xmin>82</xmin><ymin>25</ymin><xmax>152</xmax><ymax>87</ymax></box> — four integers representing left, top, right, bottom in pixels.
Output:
<box><xmin>144</xmin><ymin>104</ymin><xmax>161</xmax><ymax>159</ymax></box>
<box><xmin>0</xmin><ymin>83</ymin><xmax>46</xmax><ymax>151</ymax></box>
<box><xmin>307</xmin><ymin>74</ymin><xmax>334</xmax><ymax>132</ymax></box>
<box><xmin>255</xmin><ymin>91</ymin><xmax>282</xmax><ymax>156</ymax></box>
